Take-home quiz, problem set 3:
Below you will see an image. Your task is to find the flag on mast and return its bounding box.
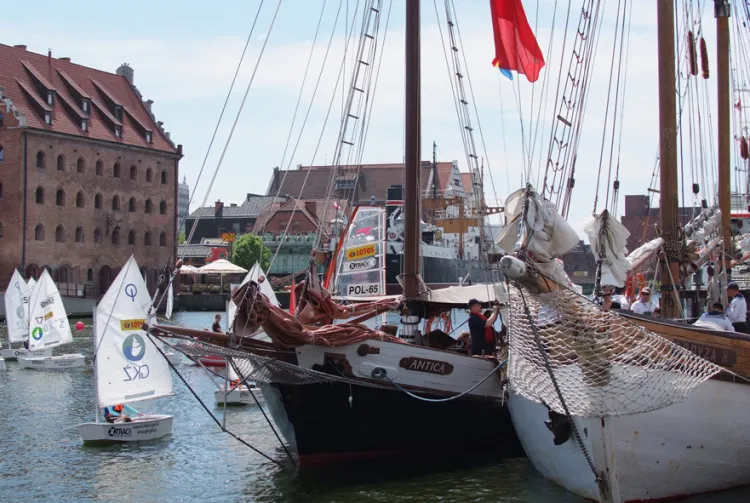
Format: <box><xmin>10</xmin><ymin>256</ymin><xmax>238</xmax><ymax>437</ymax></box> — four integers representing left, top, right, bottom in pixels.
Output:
<box><xmin>489</xmin><ymin>0</ymin><xmax>545</xmax><ymax>83</ymax></box>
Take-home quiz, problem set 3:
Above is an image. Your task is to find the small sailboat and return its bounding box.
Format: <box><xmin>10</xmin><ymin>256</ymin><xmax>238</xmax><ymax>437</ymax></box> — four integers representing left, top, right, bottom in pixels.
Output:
<box><xmin>214</xmin><ymin>359</ymin><xmax>265</xmax><ymax>406</ymax></box>
<box><xmin>1</xmin><ymin>270</ymin><xmax>53</xmax><ymax>361</ymax></box>
<box><xmin>17</xmin><ymin>270</ymin><xmax>84</xmax><ymax>369</ymax></box>
<box><xmin>77</xmin><ymin>255</ymin><xmax>174</xmax><ymax>443</ymax></box>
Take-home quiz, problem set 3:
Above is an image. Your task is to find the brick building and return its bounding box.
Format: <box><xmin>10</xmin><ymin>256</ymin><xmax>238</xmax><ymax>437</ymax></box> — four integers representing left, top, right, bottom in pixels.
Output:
<box><xmin>620</xmin><ymin>195</ymin><xmax>695</xmax><ymax>252</ymax></box>
<box><xmin>0</xmin><ymin>44</ymin><xmax>182</xmax><ymax>295</ymax></box>
<box><xmin>185</xmin><ymin>193</ymin><xmax>282</xmax><ymax>244</ymax></box>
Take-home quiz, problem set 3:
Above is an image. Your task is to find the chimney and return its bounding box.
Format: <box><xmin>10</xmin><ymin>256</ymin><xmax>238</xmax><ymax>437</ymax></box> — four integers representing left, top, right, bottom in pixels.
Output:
<box><xmin>59</xmin><ymin>57</ymin><xmax>71</xmax><ymax>62</ymax></box>
<box><xmin>215</xmin><ymin>200</ymin><xmax>224</xmax><ymax>218</ymax></box>
<box><xmin>116</xmin><ymin>63</ymin><xmax>134</xmax><ymax>85</ymax></box>
<box><xmin>144</xmin><ymin>99</ymin><xmax>153</xmax><ymax>112</ymax></box>
<box><xmin>14</xmin><ymin>44</ymin><xmax>26</xmax><ymax>50</ymax></box>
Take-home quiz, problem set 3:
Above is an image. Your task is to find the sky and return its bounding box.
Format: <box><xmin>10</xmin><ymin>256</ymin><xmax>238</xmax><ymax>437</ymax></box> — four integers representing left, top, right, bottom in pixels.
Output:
<box><xmin>0</xmin><ymin>0</ymin><xmax>736</xmax><ymax>240</ymax></box>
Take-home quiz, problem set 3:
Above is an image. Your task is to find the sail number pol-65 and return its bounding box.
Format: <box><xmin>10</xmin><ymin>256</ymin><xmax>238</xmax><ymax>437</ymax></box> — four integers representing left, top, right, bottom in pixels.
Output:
<box><xmin>346</xmin><ymin>283</ymin><xmax>380</xmax><ymax>296</ymax></box>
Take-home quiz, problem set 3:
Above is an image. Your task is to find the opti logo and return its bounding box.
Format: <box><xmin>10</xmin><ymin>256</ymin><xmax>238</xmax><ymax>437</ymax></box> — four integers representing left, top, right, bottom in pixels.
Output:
<box><xmin>122</xmin><ymin>334</ymin><xmax>146</xmax><ymax>362</ymax></box>
<box><xmin>31</xmin><ymin>327</ymin><xmax>43</xmax><ymax>340</ymax></box>
<box><xmin>124</xmin><ymin>284</ymin><xmax>137</xmax><ymax>302</ymax></box>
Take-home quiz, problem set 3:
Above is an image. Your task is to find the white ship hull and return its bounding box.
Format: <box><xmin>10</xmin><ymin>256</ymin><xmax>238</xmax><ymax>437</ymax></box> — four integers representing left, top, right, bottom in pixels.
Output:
<box><xmin>214</xmin><ymin>385</ymin><xmax>265</xmax><ymax>406</ymax></box>
<box><xmin>0</xmin><ymin>358</ymin><xmax>5</xmax><ymax>371</ymax></box>
<box><xmin>509</xmin><ymin>377</ymin><xmax>750</xmax><ymax>502</ymax></box>
<box><xmin>0</xmin><ymin>347</ymin><xmax>53</xmax><ymax>360</ymax></box>
<box><xmin>78</xmin><ymin>414</ymin><xmax>173</xmax><ymax>443</ymax></box>
<box><xmin>17</xmin><ymin>353</ymin><xmax>86</xmax><ymax>370</ymax></box>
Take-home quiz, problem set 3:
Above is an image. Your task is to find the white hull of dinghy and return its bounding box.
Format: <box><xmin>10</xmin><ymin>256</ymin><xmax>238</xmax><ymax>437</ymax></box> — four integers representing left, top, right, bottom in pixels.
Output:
<box><xmin>0</xmin><ymin>348</ymin><xmax>53</xmax><ymax>360</ymax></box>
<box><xmin>0</xmin><ymin>358</ymin><xmax>5</xmax><ymax>371</ymax></box>
<box><xmin>78</xmin><ymin>414</ymin><xmax>173</xmax><ymax>443</ymax></box>
<box><xmin>214</xmin><ymin>385</ymin><xmax>265</xmax><ymax>406</ymax></box>
<box><xmin>17</xmin><ymin>353</ymin><xmax>86</xmax><ymax>370</ymax></box>
<box><xmin>164</xmin><ymin>351</ymin><xmax>180</xmax><ymax>365</ymax></box>
<box><xmin>508</xmin><ymin>377</ymin><xmax>750</xmax><ymax>502</ymax></box>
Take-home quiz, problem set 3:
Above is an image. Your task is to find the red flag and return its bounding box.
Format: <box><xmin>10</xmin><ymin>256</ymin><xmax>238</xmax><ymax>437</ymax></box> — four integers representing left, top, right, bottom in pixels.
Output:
<box><xmin>289</xmin><ymin>279</ymin><xmax>297</xmax><ymax>315</ymax></box>
<box><xmin>490</xmin><ymin>0</ymin><xmax>545</xmax><ymax>83</ymax></box>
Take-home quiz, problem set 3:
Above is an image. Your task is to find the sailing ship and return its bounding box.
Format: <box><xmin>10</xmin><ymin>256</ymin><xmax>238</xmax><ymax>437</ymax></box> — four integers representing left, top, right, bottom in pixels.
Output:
<box><xmin>2</xmin><ymin>270</ymin><xmax>53</xmax><ymax>361</ymax></box>
<box><xmin>77</xmin><ymin>255</ymin><xmax>174</xmax><ymax>443</ymax></box>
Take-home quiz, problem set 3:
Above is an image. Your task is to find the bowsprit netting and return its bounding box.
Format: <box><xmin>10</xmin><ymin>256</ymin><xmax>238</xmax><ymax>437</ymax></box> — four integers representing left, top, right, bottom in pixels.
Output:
<box><xmin>507</xmin><ymin>284</ymin><xmax>724</xmax><ymax>417</ymax></box>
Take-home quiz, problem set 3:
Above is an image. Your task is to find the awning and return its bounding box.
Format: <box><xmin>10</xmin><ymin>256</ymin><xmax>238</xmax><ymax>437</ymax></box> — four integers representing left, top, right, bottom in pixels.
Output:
<box><xmin>197</xmin><ymin>259</ymin><xmax>248</xmax><ymax>275</ymax></box>
<box><xmin>413</xmin><ymin>283</ymin><xmax>509</xmax><ymax>307</ymax></box>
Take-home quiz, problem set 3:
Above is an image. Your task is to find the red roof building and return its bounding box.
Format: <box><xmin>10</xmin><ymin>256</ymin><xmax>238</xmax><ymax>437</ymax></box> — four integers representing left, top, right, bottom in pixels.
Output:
<box><xmin>0</xmin><ymin>43</ymin><xmax>182</xmax><ymax>294</ymax></box>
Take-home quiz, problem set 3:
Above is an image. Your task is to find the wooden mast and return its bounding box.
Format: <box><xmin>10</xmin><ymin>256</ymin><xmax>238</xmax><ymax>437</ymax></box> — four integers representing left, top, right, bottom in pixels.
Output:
<box><xmin>716</xmin><ymin>0</ymin><xmax>733</xmax><ymax>270</ymax></box>
<box><xmin>403</xmin><ymin>0</ymin><xmax>422</xmax><ymax>299</ymax></box>
<box><xmin>656</xmin><ymin>0</ymin><xmax>681</xmax><ymax>318</ymax></box>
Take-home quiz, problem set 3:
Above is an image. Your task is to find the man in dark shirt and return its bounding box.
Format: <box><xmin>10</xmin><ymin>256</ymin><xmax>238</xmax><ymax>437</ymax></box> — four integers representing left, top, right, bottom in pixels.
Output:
<box><xmin>468</xmin><ymin>298</ymin><xmax>500</xmax><ymax>356</ymax></box>
<box><xmin>212</xmin><ymin>314</ymin><xmax>223</xmax><ymax>333</ymax></box>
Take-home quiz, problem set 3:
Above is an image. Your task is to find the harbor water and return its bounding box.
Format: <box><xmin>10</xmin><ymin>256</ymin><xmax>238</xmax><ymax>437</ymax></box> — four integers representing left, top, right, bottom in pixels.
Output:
<box><xmin>1</xmin><ymin>311</ymin><xmax>749</xmax><ymax>502</ymax></box>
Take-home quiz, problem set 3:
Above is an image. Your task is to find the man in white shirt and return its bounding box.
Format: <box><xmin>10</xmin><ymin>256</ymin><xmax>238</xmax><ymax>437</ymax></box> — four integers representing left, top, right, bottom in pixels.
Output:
<box><xmin>630</xmin><ymin>287</ymin><xmax>657</xmax><ymax>315</ymax></box>
<box><xmin>726</xmin><ymin>282</ymin><xmax>748</xmax><ymax>333</ymax></box>
<box><xmin>694</xmin><ymin>302</ymin><xmax>735</xmax><ymax>332</ymax></box>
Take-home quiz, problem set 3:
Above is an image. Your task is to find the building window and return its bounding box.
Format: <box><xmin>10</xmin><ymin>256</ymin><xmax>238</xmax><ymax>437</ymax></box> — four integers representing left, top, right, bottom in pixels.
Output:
<box><xmin>146</xmin><ymin>132</ymin><xmax>152</xmax><ymax>143</ymax></box>
<box><xmin>44</xmin><ymin>112</ymin><xmax>52</xmax><ymax>125</ymax></box>
<box><xmin>160</xmin><ymin>200</ymin><xmax>167</xmax><ymax>215</ymax></box>
<box><xmin>128</xmin><ymin>230</ymin><xmax>135</xmax><ymax>245</ymax></box>
<box><xmin>0</xmin><ymin>145</ymin><xmax>4</xmax><ymax>162</ymax></box>
<box><xmin>76</xmin><ymin>191</ymin><xmax>84</xmax><ymax>208</ymax></box>
<box><xmin>145</xmin><ymin>199</ymin><xmax>152</xmax><ymax>214</ymax></box>
<box><xmin>96</xmin><ymin>160</ymin><xmax>103</xmax><ymax>175</ymax></box>
<box><xmin>57</xmin><ymin>155</ymin><xmax>65</xmax><ymax>171</ymax></box>
<box><xmin>55</xmin><ymin>225</ymin><xmax>64</xmax><ymax>243</ymax></box>
<box><xmin>161</xmin><ymin>170</ymin><xmax>167</xmax><ymax>185</ymax></box>
<box><xmin>75</xmin><ymin>227</ymin><xmax>83</xmax><ymax>243</ymax></box>
<box><xmin>77</xmin><ymin>158</ymin><xmax>85</xmax><ymax>173</ymax></box>
<box><xmin>36</xmin><ymin>151</ymin><xmax>45</xmax><ymax>169</ymax></box>
<box><xmin>35</xmin><ymin>187</ymin><xmax>44</xmax><ymax>204</ymax></box>
<box><xmin>129</xmin><ymin>197</ymin><xmax>136</xmax><ymax>212</ymax></box>
<box><xmin>0</xmin><ymin>112</ymin><xmax>3</xmax><ymax>127</ymax></box>
<box><xmin>0</xmin><ymin>183</ymin><xmax>3</xmax><ymax>199</ymax></box>
<box><xmin>114</xmin><ymin>125</ymin><xmax>122</xmax><ymax>138</ymax></box>
<box><xmin>130</xmin><ymin>165</ymin><xmax>137</xmax><ymax>181</ymax></box>
<box><xmin>56</xmin><ymin>189</ymin><xmax>65</xmax><ymax>206</ymax></box>
<box><xmin>113</xmin><ymin>163</ymin><xmax>121</xmax><ymax>178</ymax></box>
<box><xmin>81</xmin><ymin>119</ymin><xmax>88</xmax><ymax>132</ymax></box>
<box><xmin>146</xmin><ymin>168</ymin><xmax>153</xmax><ymax>182</ymax></box>
<box><xmin>111</xmin><ymin>226</ymin><xmax>120</xmax><ymax>245</ymax></box>
<box><xmin>83</xmin><ymin>100</ymin><xmax>89</xmax><ymax>113</ymax></box>
<box><xmin>34</xmin><ymin>224</ymin><xmax>44</xmax><ymax>241</ymax></box>
<box><xmin>0</xmin><ymin>222</ymin><xmax>3</xmax><ymax>238</ymax></box>
<box><xmin>144</xmin><ymin>231</ymin><xmax>152</xmax><ymax>246</ymax></box>
<box><xmin>112</xmin><ymin>195</ymin><xmax>120</xmax><ymax>211</ymax></box>
<box><xmin>159</xmin><ymin>232</ymin><xmax>167</xmax><ymax>246</ymax></box>
<box><xmin>95</xmin><ymin>193</ymin><xmax>102</xmax><ymax>209</ymax></box>
<box><xmin>93</xmin><ymin>228</ymin><xmax>102</xmax><ymax>243</ymax></box>
<box><xmin>87</xmin><ymin>268</ymin><xmax>93</xmax><ymax>282</ymax></box>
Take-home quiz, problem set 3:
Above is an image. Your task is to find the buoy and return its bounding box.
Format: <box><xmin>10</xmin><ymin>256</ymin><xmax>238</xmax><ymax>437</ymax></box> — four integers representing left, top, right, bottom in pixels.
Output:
<box><xmin>75</xmin><ymin>321</ymin><xmax>85</xmax><ymax>331</ymax></box>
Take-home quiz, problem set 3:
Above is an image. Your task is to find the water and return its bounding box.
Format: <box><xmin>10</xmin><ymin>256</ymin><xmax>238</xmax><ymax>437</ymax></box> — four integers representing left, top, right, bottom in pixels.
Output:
<box><xmin>1</xmin><ymin>311</ymin><xmax>748</xmax><ymax>502</ymax></box>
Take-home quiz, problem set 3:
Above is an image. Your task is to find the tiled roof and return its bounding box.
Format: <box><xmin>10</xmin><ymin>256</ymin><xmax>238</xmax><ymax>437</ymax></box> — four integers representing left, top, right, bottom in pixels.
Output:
<box><xmin>253</xmin><ymin>198</ymin><xmax>349</xmax><ymax>235</ymax></box>
<box><xmin>461</xmin><ymin>173</ymin><xmax>473</xmax><ymax>194</ymax></box>
<box><xmin>0</xmin><ymin>44</ymin><xmax>177</xmax><ymax>153</ymax></box>
<box><xmin>187</xmin><ymin>195</ymin><xmax>283</xmax><ymax>219</ymax></box>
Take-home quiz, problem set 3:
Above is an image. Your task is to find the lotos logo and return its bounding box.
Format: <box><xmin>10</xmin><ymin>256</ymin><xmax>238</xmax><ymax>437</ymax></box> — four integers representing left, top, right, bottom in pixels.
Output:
<box><xmin>122</xmin><ymin>334</ymin><xmax>146</xmax><ymax>362</ymax></box>
<box><xmin>346</xmin><ymin>243</ymin><xmax>376</xmax><ymax>261</ymax></box>
<box><xmin>120</xmin><ymin>319</ymin><xmax>145</xmax><ymax>331</ymax></box>
<box><xmin>31</xmin><ymin>327</ymin><xmax>43</xmax><ymax>340</ymax></box>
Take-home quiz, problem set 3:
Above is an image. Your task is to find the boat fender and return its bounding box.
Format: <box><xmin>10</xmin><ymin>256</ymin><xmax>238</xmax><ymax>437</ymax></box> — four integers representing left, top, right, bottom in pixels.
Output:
<box><xmin>544</xmin><ymin>408</ymin><xmax>572</xmax><ymax>446</ymax></box>
<box><xmin>371</xmin><ymin>367</ymin><xmax>387</xmax><ymax>379</ymax></box>
<box><xmin>500</xmin><ymin>255</ymin><xmax>527</xmax><ymax>279</ymax></box>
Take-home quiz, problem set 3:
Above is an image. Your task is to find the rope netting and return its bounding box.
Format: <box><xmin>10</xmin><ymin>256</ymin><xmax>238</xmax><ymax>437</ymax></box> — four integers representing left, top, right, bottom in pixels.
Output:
<box><xmin>506</xmin><ymin>283</ymin><xmax>724</xmax><ymax>417</ymax></box>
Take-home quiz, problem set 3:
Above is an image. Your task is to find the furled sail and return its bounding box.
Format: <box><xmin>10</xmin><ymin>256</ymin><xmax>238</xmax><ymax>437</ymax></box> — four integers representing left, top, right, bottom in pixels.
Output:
<box><xmin>583</xmin><ymin>211</ymin><xmax>632</xmax><ymax>288</ymax></box>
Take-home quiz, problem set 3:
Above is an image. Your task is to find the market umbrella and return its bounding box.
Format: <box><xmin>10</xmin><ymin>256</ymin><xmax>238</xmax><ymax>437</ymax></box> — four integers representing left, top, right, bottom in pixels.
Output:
<box><xmin>197</xmin><ymin>259</ymin><xmax>248</xmax><ymax>275</ymax></box>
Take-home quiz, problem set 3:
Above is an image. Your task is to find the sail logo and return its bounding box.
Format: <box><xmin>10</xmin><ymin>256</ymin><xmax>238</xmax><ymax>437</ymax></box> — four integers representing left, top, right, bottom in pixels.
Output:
<box><xmin>122</xmin><ymin>334</ymin><xmax>146</xmax><ymax>362</ymax></box>
<box><xmin>343</xmin><ymin>258</ymin><xmax>376</xmax><ymax>272</ymax></box>
<box><xmin>124</xmin><ymin>284</ymin><xmax>138</xmax><ymax>302</ymax></box>
<box><xmin>31</xmin><ymin>327</ymin><xmax>44</xmax><ymax>340</ymax></box>
<box><xmin>44</xmin><ymin>311</ymin><xmax>54</xmax><ymax>320</ymax></box>
<box><xmin>121</xmin><ymin>319</ymin><xmax>146</xmax><ymax>331</ymax></box>
<box><xmin>108</xmin><ymin>426</ymin><xmax>132</xmax><ymax>437</ymax></box>
<box><xmin>40</xmin><ymin>297</ymin><xmax>54</xmax><ymax>308</ymax></box>
<box><xmin>346</xmin><ymin>243</ymin><xmax>376</xmax><ymax>261</ymax></box>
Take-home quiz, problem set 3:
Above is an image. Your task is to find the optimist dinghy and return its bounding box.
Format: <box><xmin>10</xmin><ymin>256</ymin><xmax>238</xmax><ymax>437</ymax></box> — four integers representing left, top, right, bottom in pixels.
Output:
<box><xmin>2</xmin><ymin>270</ymin><xmax>52</xmax><ymax>361</ymax></box>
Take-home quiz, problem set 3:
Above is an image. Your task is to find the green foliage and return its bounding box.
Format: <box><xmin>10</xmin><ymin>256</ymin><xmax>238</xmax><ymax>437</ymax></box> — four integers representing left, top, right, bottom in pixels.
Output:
<box><xmin>231</xmin><ymin>233</ymin><xmax>271</xmax><ymax>271</ymax></box>
<box><xmin>178</xmin><ymin>231</ymin><xmax>186</xmax><ymax>244</ymax></box>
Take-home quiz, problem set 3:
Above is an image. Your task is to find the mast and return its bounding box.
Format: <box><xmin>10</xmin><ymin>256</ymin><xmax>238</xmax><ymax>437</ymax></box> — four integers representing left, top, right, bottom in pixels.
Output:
<box><xmin>716</xmin><ymin>0</ymin><xmax>732</xmax><ymax>270</ymax></box>
<box><xmin>656</xmin><ymin>0</ymin><xmax>681</xmax><ymax>318</ymax></box>
<box><xmin>403</xmin><ymin>0</ymin><xmax>421</xmax><ymax>299</ymax></box>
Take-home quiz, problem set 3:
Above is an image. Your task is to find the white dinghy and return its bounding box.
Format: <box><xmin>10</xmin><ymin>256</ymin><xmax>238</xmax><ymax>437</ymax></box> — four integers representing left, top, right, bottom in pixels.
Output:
<box><xmin>1</xmin><ymin>270</ymin><xmax>52</xmax><ymax>361</ymax></box>
<box><xmin>214</xmin><ymin>357</ymin><xmax>265</xmax><ymax>406</ymax></box>
<box><xmin>77</xmin><ymin>256</ymin><xmax>174</xmax><ymax>444</ymax></box>
<box><xmin>17</xmin><ymin>270</ymin><xmax>84</xmax><ymax>369</ymax></box>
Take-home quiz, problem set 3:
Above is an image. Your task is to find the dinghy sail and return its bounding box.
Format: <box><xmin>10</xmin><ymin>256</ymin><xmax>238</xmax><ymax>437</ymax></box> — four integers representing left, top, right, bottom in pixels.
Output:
<box><xmin>1</xmin><ymin>270</ymin><xmax>52</xmax><ymax>360</ymax></box>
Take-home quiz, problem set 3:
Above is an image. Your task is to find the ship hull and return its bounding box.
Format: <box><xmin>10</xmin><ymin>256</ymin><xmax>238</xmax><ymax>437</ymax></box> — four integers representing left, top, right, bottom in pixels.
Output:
<box><xmin>385</xmin><ymin>253</ymin><xmax>495</xmax><ymax>294</ymax></box>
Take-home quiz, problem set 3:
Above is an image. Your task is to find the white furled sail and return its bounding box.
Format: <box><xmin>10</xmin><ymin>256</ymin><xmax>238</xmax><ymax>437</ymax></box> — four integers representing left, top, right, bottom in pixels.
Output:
<box><xmin>165</xmin><ymin>282</ymin><xmax>174</xmax><ymax>319</ymax></box>
<box><xmin>583</xmin><ymin>211</ymin><xmax>632</xmax><ymax>287</ymax></box>
<box><xmin>5</xmin><ymin>270</ymin><xmax>31</xmax><ymax>343</ymax></box>
<box><xmin>95</xmin><ymin>255</ymin><xmax>174</xmax><ymax>408</ymax></box>
<box><xmin>333</xmin><ymin>206</ymin><xmax>387</xmax><ymax>298</ymax></box>
<box><xmin>27</xmin><ymin>277</ymin><xmax>37</xmax><ymax>292</ymax></box>
<box><xmin>28</xmin><ymin>270</ymin><xmax>72</xmax><ymax>351</ymax></box>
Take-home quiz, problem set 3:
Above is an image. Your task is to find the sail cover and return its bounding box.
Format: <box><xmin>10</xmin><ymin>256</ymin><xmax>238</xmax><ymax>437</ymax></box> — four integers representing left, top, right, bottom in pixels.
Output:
<box><xmin>28</xmin><ymin>270</ymin><xmax>72</xmax><ymax>350</ymax></box>
<box><xmin>95</xmin><ymin>256</ymin><xmax>174</xmax><ymax>408</ymax></box>
<box><xmin>583</xmin><ymin>211</ymin><xmax>632</xmax><ymax>287</ymax></box>
<box><xmin>333</xmin><ymin>206</ymin><xmax>387</xmax><ymax>298</ymax></box>
<box><xmin>5</xmin><ymin>270</ymin><xmax>31</xmax><ymax>343</ymax></box>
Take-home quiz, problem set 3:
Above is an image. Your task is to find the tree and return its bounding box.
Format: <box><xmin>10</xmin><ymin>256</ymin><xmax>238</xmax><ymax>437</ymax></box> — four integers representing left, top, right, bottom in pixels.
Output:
<box><xmin>178</xmin><ymin>231</ymin><xmax>186</xmax><ymax>244</ymax></box>
<box><xmin>231</xmin><ymin>233</ymin><xmax>271</xmax><ymax>271</ymax></box>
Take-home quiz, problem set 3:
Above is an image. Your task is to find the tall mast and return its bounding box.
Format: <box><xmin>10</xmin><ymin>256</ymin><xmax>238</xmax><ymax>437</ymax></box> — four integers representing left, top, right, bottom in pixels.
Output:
<box><xmin>716</xmin><ymin>0</ymin><xmax>732</xmax><ymax>269</ymax></box>
<box><xmin>656</xmin><ymin>0</ymin><xmax>681</xmax><ymax>318</ymax></box>
<box><xmin>403</xmin><ymin>0</ymin><xmax>422</xmax><ymax>299</ymax></box>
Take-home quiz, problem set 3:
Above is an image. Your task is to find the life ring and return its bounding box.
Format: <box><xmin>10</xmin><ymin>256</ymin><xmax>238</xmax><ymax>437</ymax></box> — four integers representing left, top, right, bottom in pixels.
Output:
<box><xmin>624</xmin><ymin>273</ymin><xmax>647</xmax><ymax>302</ymax></box>
<box><xmin>426</xmin><ymin>312</ymin><xmax>452</xmax><ymax>334</ymax></box>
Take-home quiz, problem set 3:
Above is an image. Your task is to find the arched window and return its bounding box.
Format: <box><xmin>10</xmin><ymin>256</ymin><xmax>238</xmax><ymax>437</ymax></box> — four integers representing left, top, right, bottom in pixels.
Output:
<box><xmin>76</xmin><ymin>191</ymin><xmax>84</xmax><ymax>208</ymax></box>
<box><xmin>87</xmin><ymin>268</ymin><xmax>94</xmax><ymax>282</ymax></box>
<box><xmin>93</xmin><ymin>228</ymin><xmax>102</xmax><ymax>243</ymax></box>
<box><xmin>36</xmin><ymin>151</ymin><xmax>45</xmax><ymax>168</ymax></box>
<box><xmin>128</xmin><ymin>230</ymin><xmax>135</xmax><ymax>245</ymax></box>
<box><xmin>75</xmin><ymin>226</ymin><xmax>83</xmax><ymax>243</ymax></box>
<box><xmin>57</xmin><ymin>155</ymin><xmax>65</xmax><ymax>171</ymax></box>
<box><xmin>59</xmin><ymin>266</ymin><xmax>70</xmax><ymax>283</ymax></box>
<box><xmin>0</xmin><ymin>145</ymin><xmax>5</xmax><ymax>162</ymax></box>
<box><xmin>146</xmin><ymin>168</ymin><xmax>153</xmax><ymax>182</ymax></box>
<box><xmin>111</xmin><ymin>226</ymin><xmax>120</xmax><ymax>245</ymax></box>
<box><xmin>26</xmin><ymin>264</ymin><xmax>39</xmax><ymax>280</ymax></box>
<box><xmin>113</xmin><ymin>163</ymin><xmax>121</xmax><ymax>178</ymax></box>
<box><xmin>55</xmin><ymin>225</ymin><xmax>64</xmax><ymax>242</ymax></box>
<box><xmin>95</xmin><ymin>160</ymin><xmax>103</xmax><ymax>175</ymax></box>
<box><xmin>112</xmin><ymin>195</ymin><xmax>120</xmax><ymax>211</ymax></box>
<box><xmin>128</xmin><ymin>197</ymin><xmax>136</xmax><ymax>212</ymax></box>
<box><xmin>95</xmin><ymin>193</ymin><xmax>102</xmax><ymax>209</ymax></box>
<box><xmin>0</xmin><ymin>222</ymin><xmax>3</xmax><ymax>238</ymax></box>
<box><xmin>0</xmin><ymin>183</ymin><xmax>3</xmax><ymax>199</ymax></box>
<box><xmin>130</xmin><ymin>165</ymin><xmax>137</xmax><ymax>181</ymax></box>
<box><xmin>56</xmin><ymin>189</ymin><xmax>65</xmax><ymax>206</ymax></box>
<box><xmin>77</xmin><ymin>157</ymin><xmax>85</xmax><ymax>173</ymax></box>
<box><xmin>144</xmin><ymin>231</ymin><xmax>152</xmax><ymax>246</ymax></box>
<box><xmin>160</xmin><ymin>170</ymin><xmax>167</xmax><ymax>185</ymax></box>
<box><xmin>160</xmin><ymin>200</ymin><xmax>167</xmax><ymax>215</ymax></box>
<box><xmin>145</xmin><ymin>199</ymin><xmax>153</xmax><ymax>214</ymax></box>
<box><xmin>140</xmin><ymin>266</ymin><xmax>147</xmax><ymax>279</ymax></box>
<box><xmin>35</xmin><ymin>187</ymin><xmax>45</xmax><ymax>204</ymax></box>
<box><xmin>159</xmin><ymin>232</ymin><xmax>167</xmax><ymax>246</ymax></box>
<box><xmin>34</xmin><ymin>224</ymin><xmax>44</xmax><ymax>241</ymax></box>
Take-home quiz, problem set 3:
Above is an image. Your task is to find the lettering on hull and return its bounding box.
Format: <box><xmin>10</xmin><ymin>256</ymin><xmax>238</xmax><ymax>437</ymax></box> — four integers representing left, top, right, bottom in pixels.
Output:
<box><xmin>673</xmin><ymin>339</ymin><xmax>737</xmax><ymax>367</ymax></box>
<box><xmin>399</xmin><ymin>357</ymin><xmax>454</xmax><ymax>375</ymax></box>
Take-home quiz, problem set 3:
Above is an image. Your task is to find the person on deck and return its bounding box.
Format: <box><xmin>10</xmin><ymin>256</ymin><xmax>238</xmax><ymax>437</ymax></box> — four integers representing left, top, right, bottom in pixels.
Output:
<box><xmin>611</xmin><ymin>287</ymin><xmax>630</xmax><ymax>310</ymax></box>
<box><xmin>468</xmin><ymin>299</ymin><xmax>499</xmax><ymax>356</ymax></box>
<box><xmin>104</xmin><ymin>404</ymin><xmax>139</xmax><ymax>423</ymax></box>
<box><xmin>630</xmin><ymin>288</ymin><xmax>656</xmax><ymax>315</ymax></box>
<box><xmin>726</xmin><ymin>282</ymin><xmax>748</xmax><ymax>333</ymax></box>
<box><xmin>601</xmin><ymin>290</ymin><xmax>621</xmax><ymax>311</ymax></box>
<box><xmin>694</xmin><ymin>302</ymin><xmax>735</xmax><ymax>332</ymax></box>
<box><xmin>212</xmin><ymin>314</ymin><xmax>223</xmax><ymax>333</ymax></box>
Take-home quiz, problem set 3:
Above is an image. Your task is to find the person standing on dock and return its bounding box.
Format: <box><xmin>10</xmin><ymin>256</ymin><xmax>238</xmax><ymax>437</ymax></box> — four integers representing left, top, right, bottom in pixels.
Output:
<box><xmin>726</xmin><ymin>283</ymin><xmax>747</xmax><ymax>333</ymax></box>
<box><xmin>468</xmin><ymin>299</ymin><xmax>499</xmax><ymax>356</ymax></box>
